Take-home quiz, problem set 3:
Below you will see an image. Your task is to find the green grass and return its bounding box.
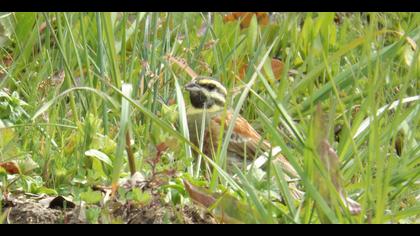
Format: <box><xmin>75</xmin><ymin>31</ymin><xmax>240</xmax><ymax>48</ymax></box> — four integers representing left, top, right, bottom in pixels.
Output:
<box><xmin>0</xmin><ymin>12</ymin><xmax>419</xmax><ymax>224</ymax></box>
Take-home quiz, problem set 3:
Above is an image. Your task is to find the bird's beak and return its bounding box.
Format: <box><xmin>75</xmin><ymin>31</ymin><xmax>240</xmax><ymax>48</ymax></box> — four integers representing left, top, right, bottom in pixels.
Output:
<box><xmin>184</xmin><ymin>81</ymin><xmax>200</xmax><ymax>92</ymax></box>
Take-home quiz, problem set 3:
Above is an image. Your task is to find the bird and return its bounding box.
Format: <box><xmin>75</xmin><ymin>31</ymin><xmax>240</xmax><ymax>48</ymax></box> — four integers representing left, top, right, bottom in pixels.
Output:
<box><xmin>184</xmin><ymin>76</ymin><xmax>299</xmax><ymax>179</ymax></box>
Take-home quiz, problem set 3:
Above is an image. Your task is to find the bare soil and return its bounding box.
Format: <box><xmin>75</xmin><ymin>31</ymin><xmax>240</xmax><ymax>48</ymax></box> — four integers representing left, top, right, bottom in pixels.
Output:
<box><xmin>2</xmin><ymin>193</ymin><xmax>216</xmax><ymax>224</ymax></box>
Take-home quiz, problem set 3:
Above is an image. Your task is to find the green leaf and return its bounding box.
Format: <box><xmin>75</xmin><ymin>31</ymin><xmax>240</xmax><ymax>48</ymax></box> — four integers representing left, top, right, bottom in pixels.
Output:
<box><xmin>128</xmin><ymin>188</ymin><xmax>152</xmax><ymax>205</ymax></box>
<box><xmin>111</xmin><ymin>83</ymin><xmax>132</xmax><ymax>186</ymax></box>
<box><xmin>85</xmin><ymin>207</ymin><xmax>101</xmax><ymax>224</ymax></box>
<box><xmin>0</xmin><ymin>209</ymin><xmax>8</xmax><ymax>224</ymax></box>
<box><xmin>85</xmin><ymin>149</ymin><xmax>113</xmax><ymax>167</ymax></box>
<box><xmin>14</xmin><ymin>12</ymin><xmax>36</xmax><ymax>43</ymax></box>
<box><xmin>0</xmin><ymin>166</ymin><xmax>6</xmax><ymax>175</ymax></box>
<box><xmin>35</xmin><ymin>186</ymin><xmax>58</xmax><ymax>196</ymax></box>
<box><xmin>13</xmin><ymin>12</ymin><xmax>37</xmax><ymax>66</ymax></box>
<box><xmin>174</xmin><ymin>76</ymin><xmax>193</xmax><ymax>175</ymax></box>
<box><xmin>80</xmin><ymin>190</ymin><xmax>103</xmax><ymax>204</ymax></box>
<box><xmin>247</xmin><ymin>14</ymin><xmax>258</xmax><ymax>55</ymax></box>
<box><xmin>0</xmin><ymin>120</ymin><xmax>15</xmax><ymax>148</ymax></box>
<box><xmin>0</xmin><ymin>12</ymin><xmax>13</xmax><ymax>47</ymax></box>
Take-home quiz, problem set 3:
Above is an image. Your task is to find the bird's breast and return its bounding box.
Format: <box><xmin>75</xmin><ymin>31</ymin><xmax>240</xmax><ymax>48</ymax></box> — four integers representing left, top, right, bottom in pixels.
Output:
<box><xmin>186</xmin><ymin>107</ymin><xmax>223</xmax><ymax>145</ymax></box>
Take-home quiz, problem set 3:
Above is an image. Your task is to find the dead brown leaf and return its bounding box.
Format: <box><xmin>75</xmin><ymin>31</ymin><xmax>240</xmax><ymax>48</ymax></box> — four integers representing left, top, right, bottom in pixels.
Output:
<box><xmin>0</xmin><ymin>161</ymin><xmax>20</xmax><ymax>175</ymax></box>
<box><xmin>238</xmin><ymin>58</ymin><xmax>284</xmax><ymax>80</ymax></box>
<box><xmin>183</xmin><ymin>180</ymin><xmax>216</xmax><ymax>208</ymax></box>
<box><xmin>224</xmin><ymin>12</ymin><xmax>269</xmax><ymax>29</ymax></box>
<box><xmin>2</xmin><ymin>54</ymin><xmax>13</xmax><ymax>67</ymax></box>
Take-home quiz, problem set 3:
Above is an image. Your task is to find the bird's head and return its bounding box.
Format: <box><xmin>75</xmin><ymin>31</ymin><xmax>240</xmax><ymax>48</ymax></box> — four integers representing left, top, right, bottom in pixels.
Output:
<box><xmin>184</xmin><ymin>77</ymin><xmax>227</xmax><ymax>109</ymax></box>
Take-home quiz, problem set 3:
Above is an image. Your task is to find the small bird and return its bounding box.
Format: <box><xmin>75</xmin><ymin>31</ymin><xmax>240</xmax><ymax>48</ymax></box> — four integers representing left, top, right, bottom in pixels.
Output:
<box><xmin>184</xmin><ymin>77</ymin><xmax>298</xmax><ymax>178</ymax></box>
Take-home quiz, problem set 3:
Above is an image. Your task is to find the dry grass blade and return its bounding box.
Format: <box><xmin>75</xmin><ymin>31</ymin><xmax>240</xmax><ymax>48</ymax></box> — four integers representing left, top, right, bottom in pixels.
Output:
<box><xmin>165</xmin><ymin>55</ymin><xmax>198</xmax><ymax>79</ymax></box>
<box><xmin>314</xmin><ymin>104</ymin><xmax>361</xmax><ymax>216</ymax></box>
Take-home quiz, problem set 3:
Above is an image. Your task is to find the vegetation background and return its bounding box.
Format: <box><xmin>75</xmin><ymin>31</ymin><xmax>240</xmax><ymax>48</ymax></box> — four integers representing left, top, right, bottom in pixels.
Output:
<box><xmin>0</xmin><ymin>12</ymin><xmax>419</xmax><ymax>224</ymax></box>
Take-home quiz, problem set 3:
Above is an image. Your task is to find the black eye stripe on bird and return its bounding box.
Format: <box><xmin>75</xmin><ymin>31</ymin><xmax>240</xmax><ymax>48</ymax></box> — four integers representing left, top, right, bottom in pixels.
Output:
<box><xmin>203</xmin><ymin>84</ymin><xmax>216</xmax><ymax>90</ymax></box>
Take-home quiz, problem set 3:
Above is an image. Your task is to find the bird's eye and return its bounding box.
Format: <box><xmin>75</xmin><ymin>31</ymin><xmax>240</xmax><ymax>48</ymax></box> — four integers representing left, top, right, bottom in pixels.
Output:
<box><xmin>204</xmin><ymin>84</ymin><xmax>216</xmax><ymax>90</ymax></box>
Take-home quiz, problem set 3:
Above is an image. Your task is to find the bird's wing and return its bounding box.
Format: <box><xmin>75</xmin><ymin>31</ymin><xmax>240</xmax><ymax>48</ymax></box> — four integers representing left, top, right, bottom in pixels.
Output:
<box><xmin>209</xmin><ymin>112</ymin><xmax>270</xmax><ymax>158</ymax></box>
<box><xmin>209</xmin><ymin>111</ymin><xmax>299</xmax><ymax>178</ymax></box>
